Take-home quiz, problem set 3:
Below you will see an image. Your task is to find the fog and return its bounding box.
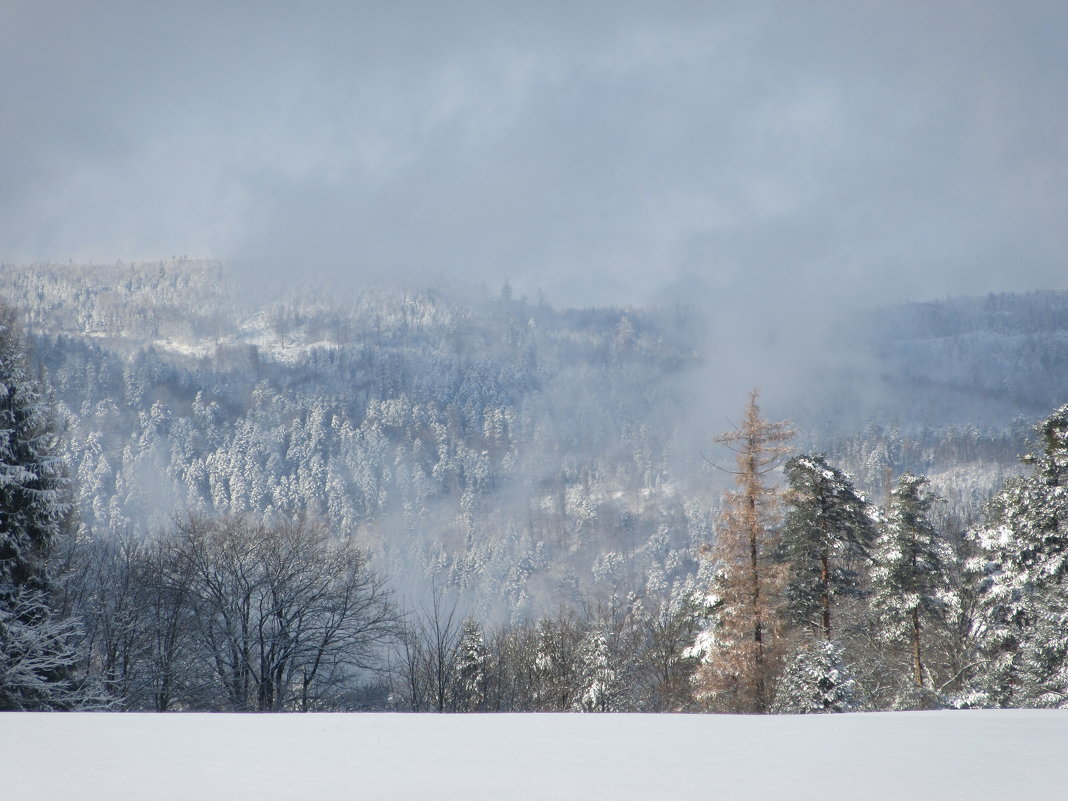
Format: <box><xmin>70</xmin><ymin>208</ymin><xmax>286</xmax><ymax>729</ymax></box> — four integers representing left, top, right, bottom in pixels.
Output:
<box><xmin>4</xmin><ymin>2</ymin><xmax>1067</xmax><ymax>420</ymax></box>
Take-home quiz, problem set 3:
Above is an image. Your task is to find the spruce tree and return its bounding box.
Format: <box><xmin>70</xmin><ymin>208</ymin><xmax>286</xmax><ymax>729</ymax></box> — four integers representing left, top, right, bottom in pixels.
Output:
<box><xmin>0</xmin><ymin>303</ymin><xmax>80</xmax><ymax>709</ymax></box>
<box><xmin>780</xmin><ymin>455</ymin><xmax>875</xmax><ymax>641</ymax></box>
<box><xmin>453</xmin><ymin>618</ymin><xmax>488</xmax><ymax>712</ymax></box>
<box><xmin>871</xmin><ymin>472</ymin><xmax>955</xmax><ymax>704</ymax></box>
<box><xmin>969</xmin><ymin>405</ymin><xmax>1068</xmax><ymax>707</ymax></box>
<box><xmin>573</xmin><ymin>628</ymin><xmax>620</xmax><ymax>712</ymax></box>
<box><xmin>771</xmin><ymin>639</ymin><xmax>862</xmax><ymax>714</ymax></box>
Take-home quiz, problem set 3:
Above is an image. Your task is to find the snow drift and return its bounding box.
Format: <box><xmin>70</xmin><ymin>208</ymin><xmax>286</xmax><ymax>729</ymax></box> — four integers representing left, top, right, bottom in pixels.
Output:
<box><xmin>3</xmin><ymin>710</ymin><xmax>1064</xmax><ymax>800</ymax></box>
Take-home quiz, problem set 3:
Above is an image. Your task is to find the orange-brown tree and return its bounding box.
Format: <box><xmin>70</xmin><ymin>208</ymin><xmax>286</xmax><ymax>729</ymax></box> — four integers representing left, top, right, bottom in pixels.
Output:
<box><xmin>694</xmin><ymin>389</ymin><xmax>793</xmax><ymax>712</ymax></box>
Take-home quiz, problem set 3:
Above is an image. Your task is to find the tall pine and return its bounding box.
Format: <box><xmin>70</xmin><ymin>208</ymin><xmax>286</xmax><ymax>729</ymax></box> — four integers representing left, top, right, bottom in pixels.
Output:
<box><xmin>0</xmin><ymin>303</ymin><xmax>82</xmax><ymax>709</ymax></box>
<box><xmin>780</xmin><ymin>455</ymin><xmax>874</xmax><ymax>641</ymax></box>
<box><xmin>573</xmin><ymin>627</ymin><xmax>620</xmax><ymax>713</ymax></box>
<box><xmin>870</xmin><ymin>472</ymin><xmax>955</xmax><ymax>706</ymax></box>
<box><xmin>453</xmin><ymin>618</ymin><xmax>488</xmax><ymax>712</ymax></box>
<box><xmin>969</xmin><ymin>405</ymin><xmax>1068</xmax><ymax>708</ymax></box>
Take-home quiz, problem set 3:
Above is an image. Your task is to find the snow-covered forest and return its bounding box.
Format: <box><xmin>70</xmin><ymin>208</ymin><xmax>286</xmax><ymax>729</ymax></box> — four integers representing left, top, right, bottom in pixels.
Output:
<box><xmin>2</xmin><ymin>260</ymin><xmax>1068</xmax><ymax>713</ymax></box>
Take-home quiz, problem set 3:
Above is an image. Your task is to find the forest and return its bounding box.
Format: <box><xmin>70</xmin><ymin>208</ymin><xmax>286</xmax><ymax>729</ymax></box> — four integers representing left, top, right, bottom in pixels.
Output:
<box><xmin>2</xmin><ymin>260</ymin><xmax>1068</xmax><ymax>713</ymax></box>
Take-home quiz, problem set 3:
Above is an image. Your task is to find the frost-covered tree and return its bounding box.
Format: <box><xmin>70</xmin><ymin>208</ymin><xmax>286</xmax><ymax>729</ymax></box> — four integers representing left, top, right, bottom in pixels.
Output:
<box><xmin>1018</xmin><ymin>601</ymin><xmax>1068</xmax><ymax>709</ymax></box>
<box><xmin>0</xmin><ymin>303</ymin><xmax>81</xmax><ymax>709</ymax></box>
<box><xmin>771</xmin><ymin>639</ymin><xmax>862</xmax><ymax>714</ymax></box>
<box><xmin>871</xmin><ymin>472</ymin><xmax>955</xmax><ymax>700</ymax></box>
<box><xmin>642</xmin><ymin>578</ymin><xmax>705</xmax><ymax>711</ymax></box>
<box><xmin>573</xmin><ymin>627</ymin><xmax>620</xmax><ymax>712</ymax></box>
<box><xmin>453</xmin><ymin>618</ymin><xmax>488</xmax><ymax>711</ymax></box>
<box><xmin>532</xmin><ymin>611</ymin><xmax>584</xmax><ymax>711</ymax></box>
<box><xmin>780</xmin><ymin>455</ymin><xmax>875</xmax><ymax>641</ymax></box>
<box><xmin>969</xmin><ymin>405</ymin><xmax>1068</xmax><ymax>708</ymax></box>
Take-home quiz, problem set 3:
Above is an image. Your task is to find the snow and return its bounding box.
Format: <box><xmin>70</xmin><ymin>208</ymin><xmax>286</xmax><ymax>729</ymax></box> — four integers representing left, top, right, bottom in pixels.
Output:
<box><xmin>2</xmin><ymin>711</ymin><xmax>1065</xmax><ymax>800</ymax></box>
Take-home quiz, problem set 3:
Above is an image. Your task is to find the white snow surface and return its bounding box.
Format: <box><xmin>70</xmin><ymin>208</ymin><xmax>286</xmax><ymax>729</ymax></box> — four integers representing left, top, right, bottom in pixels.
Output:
<box><xmin>3</xmin><ymin>710</ymin><xmax>1065</xmax><ymax>800</ymax></box>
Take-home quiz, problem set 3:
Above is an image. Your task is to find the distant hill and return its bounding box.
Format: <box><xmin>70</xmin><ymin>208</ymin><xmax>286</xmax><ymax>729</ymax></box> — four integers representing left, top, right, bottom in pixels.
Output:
<box><xmin>854</xmin><ymin>290</ymin><xmax>1068</xmax><ymax>426</ymax></box>
<box><xmin>0</xmin><ymin>262</ymin><xmax>1063</xmax><ymax>616</ymax></box>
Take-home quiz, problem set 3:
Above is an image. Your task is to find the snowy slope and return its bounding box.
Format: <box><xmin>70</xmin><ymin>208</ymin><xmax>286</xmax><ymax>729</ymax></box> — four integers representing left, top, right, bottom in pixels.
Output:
<box><xmin>3</xmin><ymin>711</ymin><xmax>1064</xmax><ymax>800</ymax></box>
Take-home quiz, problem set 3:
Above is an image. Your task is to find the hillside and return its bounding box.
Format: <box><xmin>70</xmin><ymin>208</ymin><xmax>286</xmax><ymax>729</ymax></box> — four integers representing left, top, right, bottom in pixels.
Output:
<box><xmin>1</xmin><ymin>262</ymin><xmax>1065</xmax><ymax>622</ymax></box>
<box><xmin>824</xmin><ymin>289</ymin><xmax>1068</xmax><ymax>433</ymax></box>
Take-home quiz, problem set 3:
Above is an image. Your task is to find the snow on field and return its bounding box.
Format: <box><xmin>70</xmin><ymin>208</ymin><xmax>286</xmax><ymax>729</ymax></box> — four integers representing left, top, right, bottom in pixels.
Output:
<box><xmin>3</xmin><ymin>710</ymin><xmax>1065</xmax><ymax>800</ymax></box>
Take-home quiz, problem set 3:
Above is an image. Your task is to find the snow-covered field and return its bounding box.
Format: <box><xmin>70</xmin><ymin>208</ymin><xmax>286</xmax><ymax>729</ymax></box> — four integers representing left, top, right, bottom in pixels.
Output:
<box><xmin>3</xmin><ymin>710</ymin><xmax>1064</xmax><ymax>800</ymax></box>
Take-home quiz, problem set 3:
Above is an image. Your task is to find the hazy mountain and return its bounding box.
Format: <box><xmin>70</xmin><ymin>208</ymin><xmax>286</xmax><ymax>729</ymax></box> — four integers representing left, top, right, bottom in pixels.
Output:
<box><xmin>1</xmin><ymin>261</ymin><xmax>1062</xmax><ymax>618</ymax></box>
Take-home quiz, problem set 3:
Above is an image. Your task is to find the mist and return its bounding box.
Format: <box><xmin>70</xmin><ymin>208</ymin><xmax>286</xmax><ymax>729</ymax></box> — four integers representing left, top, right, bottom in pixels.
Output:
<box><xmin>4</xmin><ymin>1</ymin><xmax>1068</xmax><ymax>421</ymax></box>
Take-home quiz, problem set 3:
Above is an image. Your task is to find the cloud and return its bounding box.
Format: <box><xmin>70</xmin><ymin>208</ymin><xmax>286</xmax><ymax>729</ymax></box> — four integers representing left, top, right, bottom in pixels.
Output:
<box><xmin>3</xmin><ymin>0</ymin><xmax>1067</xmax><ymax>316</ymax></box>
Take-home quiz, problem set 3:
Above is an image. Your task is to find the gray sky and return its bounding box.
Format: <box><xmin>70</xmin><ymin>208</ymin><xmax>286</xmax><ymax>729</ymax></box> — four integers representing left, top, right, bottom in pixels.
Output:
<box><xmin>3</xmin><ymin>1</ymin><xmax>1067</xmax><ymax>312</ymax></box>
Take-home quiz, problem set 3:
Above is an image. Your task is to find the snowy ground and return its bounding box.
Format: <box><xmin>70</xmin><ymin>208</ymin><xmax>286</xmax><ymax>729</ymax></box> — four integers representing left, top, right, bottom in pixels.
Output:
<box><xmin>3</xmin><ymin>710</ymin><xmax>1065</xmax><ymax>800</ymax></box>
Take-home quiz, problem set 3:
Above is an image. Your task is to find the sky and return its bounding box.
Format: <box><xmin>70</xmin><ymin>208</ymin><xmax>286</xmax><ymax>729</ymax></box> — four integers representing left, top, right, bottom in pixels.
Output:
<box><xmin>3</xmin><ymin>1</ymin><xmax>1067</xmax><ymax>315</ymax></box>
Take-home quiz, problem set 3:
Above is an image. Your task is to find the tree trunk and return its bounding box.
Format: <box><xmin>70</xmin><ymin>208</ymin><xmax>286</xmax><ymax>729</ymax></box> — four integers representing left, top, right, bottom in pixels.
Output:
<box><xmin>748</xmin><ymin>485</ymin><xmax>765</xmax><ymax>710</ymax></box>
<box><xmin>820</xmin><ymin>551</ymin><xmax>831</xmax><ymax>641</ymax></box>
<box><xmin>912</xmin><ymin>607</ymin><xmax>924</xmax><ymax>688</ymax></box>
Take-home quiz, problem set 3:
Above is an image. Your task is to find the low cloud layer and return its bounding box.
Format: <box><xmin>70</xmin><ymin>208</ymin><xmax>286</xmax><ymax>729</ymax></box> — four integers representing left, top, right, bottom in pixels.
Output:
<box><xmin>4</xmin><ymin>2</ymin><xmax>1067</xmax><ymax>320</ymax></box>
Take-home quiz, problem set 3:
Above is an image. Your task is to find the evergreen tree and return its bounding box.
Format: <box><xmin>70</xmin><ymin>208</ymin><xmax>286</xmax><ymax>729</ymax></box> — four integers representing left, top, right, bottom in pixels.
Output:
<box><xmin>573</xmin><ymin>627</ymin><xmax>620</xmax><ymax>712</ymax></box>
<box><xmin>969</xmin><ymin>405</ymin><xmax>1068</xmax><ymax>707</ymax></box>
<box><xmin>871</xmin><ymin>472</ymin><xmax>955</xmax><ymax>702</ymax></box>
<box><xmin>532</xmin><ymin>612</ymin><xmax>583</xmax><ymax>711</ymax></box>
<box><xmin>0</xmin><ymin>304</ymin><xmax>80</xmax><ymax>709</ymax></box>
<box><xmin>780</xmin><ymin>455</ymin><xmax>875</xmax><ymax>641</ymax></box>
<box><xmin>1019</xmin><ymin>601</ymin><xmax>1068</xmax><ymax>709</ymax></box>
<box><xmin>644</xmin><ymin>578</ymin><xmax>705</xmax><ymax>711</ymax></box>
<box><xmin>692</xmin><ymin>390</ymin><xmax>794</xmax><ymax>713</ymax></box>
<box><xmin>771</xmin><ymin>639</ymin><xmax>862</xmax><ymax>714</ymax></box>
<box><xmin>453</xmin><ymin>618</ymin><xmax>488</xmax><ymax>711</ymax></box>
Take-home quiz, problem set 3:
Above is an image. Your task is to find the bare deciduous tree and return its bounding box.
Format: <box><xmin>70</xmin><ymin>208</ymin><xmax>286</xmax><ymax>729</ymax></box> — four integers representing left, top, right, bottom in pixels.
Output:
<box><xmin>174</xmin><ymin>515</ymin><xmax>396</xmax><ymax>711</ymax></box>
<box><xmin>73</xmin><ymin>515</ymin><xmax>396</xmax><ymax>711</ymax></box>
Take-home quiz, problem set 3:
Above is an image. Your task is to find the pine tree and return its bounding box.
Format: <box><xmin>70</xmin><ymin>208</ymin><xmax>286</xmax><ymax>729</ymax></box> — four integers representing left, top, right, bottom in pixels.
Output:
<box><xmin>0</xmin><ymin>303</ymin><xmax>80</xmax><ymax>709</ymax></box>
<box><xmin>871</xmin><ymin>472</ymin><xmax>955</xmax><ymax>704</ymax></box>
<box><xmin>573</xmin><ymin>628</ymin><xmax>620</xmax><ymax>712</ymax></box>
<box><xmin>692</xmin><ymin>390</ymin><xmax>793</xmax><ymax>713</ymax></box>
<box><xmin>780</xmin><ymin>455</ymin><xmax>875</xmax><ymax>641</ymax></box>
<box><xmin>969</xmin><ymin>405</ymin><xmax>1068</xmax><ymax>707</ymax></box>
<box><xmin>771</xmin><ymin>639</ymin><xmax>862</xmax><ymax>714</ymax></box>
<box><xmin>532</xmin><ymin>611</ymin><xmax>583</xmax><ymax>711</ymax></box>
<box><xmin>453</xmin><ymin>618</ymin><xmax>488</xmax><ymax>712</ymax></box>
